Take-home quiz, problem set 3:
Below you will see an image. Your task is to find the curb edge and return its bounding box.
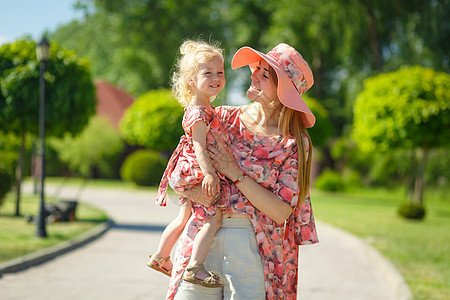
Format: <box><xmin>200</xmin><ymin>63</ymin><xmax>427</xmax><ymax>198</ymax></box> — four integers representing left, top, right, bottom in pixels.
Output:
<box><xmin>319</xmin><ymin>222</ymin><xmax>413</xmax><ymax>300</ymax></box>
<box><xmin>0</xmin><ymin>219</ymin><xmax>114</xmax><ymax>275</ymax></box>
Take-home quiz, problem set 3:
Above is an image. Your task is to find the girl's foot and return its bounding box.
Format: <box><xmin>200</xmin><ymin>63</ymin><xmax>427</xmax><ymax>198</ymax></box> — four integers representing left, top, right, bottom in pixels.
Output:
<box><xmin>147</xmin><ymin>254</ymin><xmax>172</xmax><ymax>277</ymax></box>
<box><xmin>183</xmin><ymin>264</ymin><xmax>222</xmax><ymax>287</ymax></box>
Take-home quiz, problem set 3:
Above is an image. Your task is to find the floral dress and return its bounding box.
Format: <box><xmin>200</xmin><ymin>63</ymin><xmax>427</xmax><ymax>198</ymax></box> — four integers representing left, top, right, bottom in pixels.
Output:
<box><xmin>156</xmin><ymin>104</ymin><xmax>225</xmax><ymax>219</ymax></box>
<box><xmin>166</xmin><ymin>106</ymin><xmax>319</xmax><ymax>300</ymax></box>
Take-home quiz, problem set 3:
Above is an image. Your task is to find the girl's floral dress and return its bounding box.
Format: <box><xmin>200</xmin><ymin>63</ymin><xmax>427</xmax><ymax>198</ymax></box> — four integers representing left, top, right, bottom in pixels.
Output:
<box><xmin>156</xmin><ymin>104</ymin><xmax>225</xmax><ymax>219</ymax></box>
<box><xmin>165</xmin><ymin>106</ymin><xmax>319</xmax><ymax>300</ymax></box>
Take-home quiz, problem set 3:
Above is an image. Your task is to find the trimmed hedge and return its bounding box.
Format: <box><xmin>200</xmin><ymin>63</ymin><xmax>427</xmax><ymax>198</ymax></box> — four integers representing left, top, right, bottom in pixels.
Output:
<box><xmin>120</xmin><ymin>150</ymin><xmax>167</xmax><ymax>186</ymax></box>
<box><xmin>314</xmin><ymin>169</ymin><xmax>346</xmax><ymax>192</ymax></box>
<box><xmin>398</xmin><ymin>202</ymin><xmax>426</xmax><ymax>220</ymax></box>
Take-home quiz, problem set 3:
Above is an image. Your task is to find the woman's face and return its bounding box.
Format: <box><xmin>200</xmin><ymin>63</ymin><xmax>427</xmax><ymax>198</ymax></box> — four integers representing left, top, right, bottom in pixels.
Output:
<box><xmin>246</xmin><ymin>60</ymin><xmax>278</xmax><ymax>105</ymax></box>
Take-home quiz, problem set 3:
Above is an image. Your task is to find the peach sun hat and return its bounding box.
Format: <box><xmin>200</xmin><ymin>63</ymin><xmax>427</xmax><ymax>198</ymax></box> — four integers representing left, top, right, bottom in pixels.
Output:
<box><xmin>231</xmin><ymin>43</ymin><xmax>315</xmax><ymax>128</ymax></box>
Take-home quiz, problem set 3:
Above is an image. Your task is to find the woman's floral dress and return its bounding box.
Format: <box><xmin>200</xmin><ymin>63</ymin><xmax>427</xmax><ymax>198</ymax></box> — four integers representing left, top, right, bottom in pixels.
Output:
<box><xmin>165</xmin><ymin>106</ymin><xmax>319</xmax><ymax>300</ymax></box>
<box><xmin>156</xmin><ymin>104</ymin><xmax>225</xmax><ymax>219</ymax></box>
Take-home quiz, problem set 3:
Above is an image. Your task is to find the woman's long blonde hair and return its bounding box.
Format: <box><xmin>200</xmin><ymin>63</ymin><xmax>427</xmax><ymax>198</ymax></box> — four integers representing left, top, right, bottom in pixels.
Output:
<box><xmin>269</xmin><ymin>67</ymin><xmax>312</xmax><ymax>206</ymax></box>
<box><xmin>171</xmin><ymin>40</ymin><xmax>223</xmax><ymax>107</ymax></box>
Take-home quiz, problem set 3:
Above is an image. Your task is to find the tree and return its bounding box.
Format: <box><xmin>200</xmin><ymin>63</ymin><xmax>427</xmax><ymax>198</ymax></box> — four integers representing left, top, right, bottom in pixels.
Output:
<box><xmin>120</xmin><ymin>89</ymin><xmax>184</xmax><ymax>152</ymax></box>
<box><xmin>303</xmin><ymin>95</ymin><xmax>333</xmax><ymax>149</ymax></box>
<box><xmin>54</xmin><ymin>0</ymin><xmax>234</xmax><ymax>96</ymax></box>
<box><xmin>0</xmin><ymin>39</ymin><xmax>96</xmax><ymax>216</ymax></box>
<box><xmin>50</xmin><ymin>116</ymin><xmax>124</xmax><ymax>178</ymax></box>
<box><xmin>263</xmin><ymin>0</ymin><xmax>449</xmax><ymax>134</ymax></box>
<box><xmin>352</xmin><ymin>66</ymin><xmax>449</xmax><ymax>205</ymax></box>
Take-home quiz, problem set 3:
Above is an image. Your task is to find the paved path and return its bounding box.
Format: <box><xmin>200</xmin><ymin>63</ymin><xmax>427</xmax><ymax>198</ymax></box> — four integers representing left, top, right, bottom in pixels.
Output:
<box><xmin>0</xmin><ymin>184</ymin><xmax>411</xmax><ymax>299</ymax></box>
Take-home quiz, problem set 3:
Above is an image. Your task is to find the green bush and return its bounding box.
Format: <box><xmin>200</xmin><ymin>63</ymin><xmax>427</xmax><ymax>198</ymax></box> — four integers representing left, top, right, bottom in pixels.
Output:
<box><xmin>368</xmin><ymin>150</ymin><xmax>411</xmax><ymax>187</ymax></box>
<box><xmin>51</xmin><ymin>116</ymin><xmax>124</xmax><ymax>178</ymax></box>
<box><xmin>303</xmin><ymin>95</ymin><xmax>333</xmax><ymax>148</ymax></box>
<box><xmin>398</xmin><ymin>202</ymin><xmax>426</xmax><ymax>220</ymax></box>
<box><xmin>341</xmin><ymin>168</ymin><xmax>362</xmax><ymax>190</ymax></box>
<box><xmin>0</xmin><ymin>168</ymin><xmax>13</xmax><ymax>206</ymax></box>
<box><xmin>425</xmin><ymin>148</ymin><xmax>450</xmax><ymax>187</ymax></box>
<box><xmin>120</xmin><ymin>150</ymin><xmax>167</xmax><ymax>186</ymax></box>
<box><xmin>120</xmin><ymin>89</ymin><xmax>184</xmax><ymax>151</ymax></box>
<box><xmin>314</xmin><ymin>169</ymin><xmax>346</xmax><ymax>192</ymax></box>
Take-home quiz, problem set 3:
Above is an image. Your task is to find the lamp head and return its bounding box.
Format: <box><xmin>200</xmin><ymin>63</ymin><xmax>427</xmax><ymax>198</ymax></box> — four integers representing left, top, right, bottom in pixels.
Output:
<box><xmin>36</xmin><ymin>38</ymin><xmax>50</xmax><ymax>62</ymax></box>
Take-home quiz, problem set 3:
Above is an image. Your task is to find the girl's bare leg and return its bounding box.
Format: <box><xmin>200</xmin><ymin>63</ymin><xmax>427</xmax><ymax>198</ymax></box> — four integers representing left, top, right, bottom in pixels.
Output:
<box><xmin>188</xmin><ymin>207</ymin><xmax>222</xmax><ymax>280</ymax></box>
<box><xmin>153</xmin><ymin>200</ymin><xmax>192</xmax><ymax>270</ymax></box>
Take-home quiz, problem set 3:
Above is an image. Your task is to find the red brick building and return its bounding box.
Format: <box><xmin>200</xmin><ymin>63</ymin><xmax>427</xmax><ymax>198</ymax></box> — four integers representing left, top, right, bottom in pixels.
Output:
<box><xmin>94</xmin><ymin>80</ymin><xmax>134</xmax><ymax>130</ymax></box>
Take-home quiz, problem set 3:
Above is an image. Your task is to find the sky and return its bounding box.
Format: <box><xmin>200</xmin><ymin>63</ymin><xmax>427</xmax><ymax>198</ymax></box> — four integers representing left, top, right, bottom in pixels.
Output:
<box><xmin>0</xmin><ymin>0</ymin><xmax>248</xmax><ymax>104</ymax></box>
<box><xmin>0</xmin><ymin>0</ymin><xmax>83</xmax><ymax>45</ymax></box>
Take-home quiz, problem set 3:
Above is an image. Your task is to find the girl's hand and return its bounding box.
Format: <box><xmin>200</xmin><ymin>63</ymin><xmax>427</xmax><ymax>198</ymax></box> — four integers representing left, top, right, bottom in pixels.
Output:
<box><xmin>178</xmin><ymin>183</ymin><xmax>216</xmax><ymax>207</ymax></box>
<box><xmin>207</xmin><ymin>131</ymin><xmax>243</xmax><ymax>181</ymax></box>
<box><xmin>202</xmin><ymin>173</ymin><xmax>220</xmax><ymax>199</ymax></box>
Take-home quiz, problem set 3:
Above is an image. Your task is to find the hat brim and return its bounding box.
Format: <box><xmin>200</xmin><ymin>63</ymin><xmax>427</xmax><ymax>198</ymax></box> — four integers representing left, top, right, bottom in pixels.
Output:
<box><xmin>232</xmin><ymin>47</ymin><xmax>315</xmax><ymax>128</ymax></box>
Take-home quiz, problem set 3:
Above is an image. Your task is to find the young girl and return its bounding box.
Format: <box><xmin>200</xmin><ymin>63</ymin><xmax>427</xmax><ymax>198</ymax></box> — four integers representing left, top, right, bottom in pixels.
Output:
<box><xmin>148</xmin><ymin>40</ymin><xmax>225</xmax><ymax>287</ymax></box>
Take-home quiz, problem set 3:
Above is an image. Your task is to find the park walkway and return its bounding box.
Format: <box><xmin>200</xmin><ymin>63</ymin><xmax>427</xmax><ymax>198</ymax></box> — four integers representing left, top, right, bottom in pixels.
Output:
<box><xmin>0</xmin><ymin>184</ymin><xmax>411</xmax><ymax>299</ymax></box>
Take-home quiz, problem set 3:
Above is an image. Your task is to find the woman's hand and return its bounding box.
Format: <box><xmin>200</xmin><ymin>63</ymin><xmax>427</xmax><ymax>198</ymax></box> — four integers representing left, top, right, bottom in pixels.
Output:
<box><xmin>208</xmin><ymin>131</ymin><xmax>293</xmax><ymax>224</ymax></box>
<box><xmin>177</xmin><ymin>183</ymin><xmax>217</xmax><ymax>207</ymax></box>
<box><xmin>207</xmin><ymin>131</ymin><xmax>243</xmax><ymax>182</ymax></box>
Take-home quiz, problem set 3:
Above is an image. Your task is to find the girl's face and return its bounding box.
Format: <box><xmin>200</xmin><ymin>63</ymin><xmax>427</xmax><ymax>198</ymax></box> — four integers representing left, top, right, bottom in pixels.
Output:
<box><xmin>190</xmin><ymin>55</ymin><xmax>225</xmax><ymax>104</ymax></box>
<box><xmin>246</xmin><ymin>60</ymin><xmax>278</xmax><ymax>105</ymax></box>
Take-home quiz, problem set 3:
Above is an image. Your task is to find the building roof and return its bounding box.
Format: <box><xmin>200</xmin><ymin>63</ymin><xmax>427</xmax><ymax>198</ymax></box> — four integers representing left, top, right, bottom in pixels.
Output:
<box><xmin>95</xmin><ymin>80</ymin><xmax>134</xmax><ymax>130</ymax></box>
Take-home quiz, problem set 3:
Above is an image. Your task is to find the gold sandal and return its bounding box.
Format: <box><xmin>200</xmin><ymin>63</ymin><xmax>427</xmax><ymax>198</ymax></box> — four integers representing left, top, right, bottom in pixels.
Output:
<box><xmin>183</xmin><ymin>264</ymin><xmax>222</xmax><ymax>288</ymax></box>
<box><xmin>147</xmin><ymin>254</ymin><xmax>172</xmax><ymax>277</ymax></box>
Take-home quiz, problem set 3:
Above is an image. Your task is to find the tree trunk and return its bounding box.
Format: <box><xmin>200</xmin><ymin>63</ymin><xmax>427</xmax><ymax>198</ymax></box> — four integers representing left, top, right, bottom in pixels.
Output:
<box><xmin>15</xmin><ymin>133</ymin><xmax>26</xmax><ymax>216</ymax></box>
<box><xmin>312</xmin><ymin>53</ymin><xmax>322</xmax><ymax>97</ymax></box>
<box><xmin>414</xmin><ymin>145</ymin><xmax>428</xmax><ymax>205</ymax></box>
<box><xmin>407</xmin><ymin>150</ymin><xmax>417</xmax><ymax>203</ymax></box>
<box><xmin>360</xmin><ymin>1</ymin><xmax>384</xmax><ymax>71</ymax></box>
<box><xmin>32</xmin><ymin>139</ymin><xmax>38</xmax><ymax>195</ymax></box>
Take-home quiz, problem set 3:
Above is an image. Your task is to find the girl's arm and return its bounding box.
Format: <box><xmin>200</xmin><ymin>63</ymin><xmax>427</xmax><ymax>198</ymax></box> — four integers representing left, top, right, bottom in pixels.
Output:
<box><xmin>208</xmin><ymin>132</ymin><xmax>292</xmax><ymax>224</ymax></box>
<box><xmin>191</xmin><ymin>120</ymin><xmax>220</xmax><ymax>198</ymax></box>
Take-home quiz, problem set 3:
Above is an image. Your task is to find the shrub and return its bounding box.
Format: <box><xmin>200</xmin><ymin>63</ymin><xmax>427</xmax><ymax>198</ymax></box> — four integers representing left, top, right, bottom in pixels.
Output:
<box><xmin>314</xmin><ymin>169</ymin><xmax>345</xmax><ymax>192</ymax></box>
<box><xmin>0</xmin><ymin>168</ymin><xmax>13</xmax><ymax>206</ymax></box>
<box><xmin>398</xmin><ymin>202</ymin><xmax>426</xmax><ymax>220</ymax></box>
<box><xmin>120</xmin><ymin>89</ymin><xmax>184</xmax><ymax>151</ymax></box>
<box><xmin>425</xmin><ymin>148</ymin><xmax>450</xmax><ymax>186</ymax></box>
<box><xmin>120</xmin><ymin>150</ymin><xmax>167</xmax><ymax>186</ymax></box>
<box><xmin>51</xmin><ymin>116</ymin><xmax>124</xmax><ymax>178</ymax></box>
<box><xmin>342</xmin><ymin>168</ymin><xmax>362</xmax><ymax>190</ymax></box>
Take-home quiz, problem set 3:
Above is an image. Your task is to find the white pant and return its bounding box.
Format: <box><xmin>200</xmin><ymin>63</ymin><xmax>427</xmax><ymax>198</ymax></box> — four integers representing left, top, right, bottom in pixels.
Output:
<box><xmin>174</xmin><ymin>217</ymin><xmax>265</xmax><ymax>300</ymax></box>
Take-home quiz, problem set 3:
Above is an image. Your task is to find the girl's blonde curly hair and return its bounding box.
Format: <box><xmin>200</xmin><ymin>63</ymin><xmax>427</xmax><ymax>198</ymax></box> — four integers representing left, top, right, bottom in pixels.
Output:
<box><xmin>171</xmin><ymin>40</ymin><xmax>224</xmax><ymax>107</ymax></box>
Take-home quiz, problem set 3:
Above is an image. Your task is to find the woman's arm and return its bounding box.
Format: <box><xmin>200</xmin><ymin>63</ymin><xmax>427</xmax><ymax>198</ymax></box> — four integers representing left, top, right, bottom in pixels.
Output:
<box><xmin>208</xmin><ymin>132</ymin><xmax>293</xmax><ymax>224</ymax></box>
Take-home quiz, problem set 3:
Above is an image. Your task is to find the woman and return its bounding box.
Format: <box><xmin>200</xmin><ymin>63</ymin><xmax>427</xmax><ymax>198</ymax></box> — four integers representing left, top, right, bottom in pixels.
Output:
<box><xmin>168</xmin><ymin>43</ymin><xmax>319</xmax><ymax>300</ymax></box>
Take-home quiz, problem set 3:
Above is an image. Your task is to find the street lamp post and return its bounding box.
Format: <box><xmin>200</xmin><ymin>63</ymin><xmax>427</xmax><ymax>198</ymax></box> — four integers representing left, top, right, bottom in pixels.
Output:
<box><xmin>36</xmin><ymin>38</ymin><xmax>50</xmax><ymax>238</ymax></box>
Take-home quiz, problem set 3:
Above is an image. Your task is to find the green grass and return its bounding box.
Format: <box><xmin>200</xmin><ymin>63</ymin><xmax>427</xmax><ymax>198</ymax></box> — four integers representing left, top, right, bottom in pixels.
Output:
<box><xmin>0</xmin><ymin>191</ymin><xmax>108</xmax><ymax>264</ymax></box>
<box><xmin>311</xmin><ymin>187</ymin><xmax>450</xmax><ymax>300</ymax></box>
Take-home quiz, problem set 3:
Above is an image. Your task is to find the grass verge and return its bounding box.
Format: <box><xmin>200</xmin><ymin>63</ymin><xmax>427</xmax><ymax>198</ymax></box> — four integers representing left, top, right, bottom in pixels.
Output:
<box><xmin>0</xmin><ymin>192</ymin><xmax>108</xmax><ymax>264</ymax></box>
<box><xmin>311</xmin><ymin>187</ymin><xmax>449</xmax><ymax>300</ymax></box>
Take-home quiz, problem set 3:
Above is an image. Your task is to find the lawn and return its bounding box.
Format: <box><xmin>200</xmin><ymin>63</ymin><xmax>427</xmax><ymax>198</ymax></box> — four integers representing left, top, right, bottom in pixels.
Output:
<box><xmin>0</xmin><ymin>191</ymin><xmax>108</xmax><ymax>264</ymax></box>
<box><xmin>311</xmin><ymin>186</ymin><xmax>449</xmax><ymax>300</ymax></box>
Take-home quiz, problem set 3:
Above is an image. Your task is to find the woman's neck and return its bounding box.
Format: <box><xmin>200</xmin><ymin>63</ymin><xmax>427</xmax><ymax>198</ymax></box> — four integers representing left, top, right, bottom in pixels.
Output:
<box><xmin>241</xmin><ymin>102</ymin><xmax>282</xmax><ymax>136</ymax></box>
